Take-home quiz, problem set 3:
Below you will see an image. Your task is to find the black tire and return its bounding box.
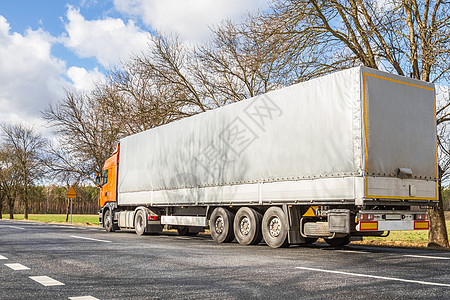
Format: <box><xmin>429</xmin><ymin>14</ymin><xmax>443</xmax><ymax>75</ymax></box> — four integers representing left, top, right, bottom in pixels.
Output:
<box><xmin>135</xmin><ymin>210</ymin><xmax>147</xmax><ymax>236</ymax></box>
<box><xmin>177</xmin><ymin>226</ymin><xmax>189</xmax><ymax>236</ymax></box>
<box><xmin>262</xmin><ymin>207</ymin><xmax>289</xmax><ymax>248</ymax></box>
<box><xmin>103</xmin><ymin>209</ymin><xmax>115</xmax><ymax>233</ymax></box>
<box><xmin>325</xmin><ymin>236</ymin><xmax>351</xmax><ymax>247</ymax></box>
<box><xmin>234</xmin><ymin>207</ymin><xmax>263</xmax><ymax>246</ymax></box>
<box><xmin>210</xmin><ymin>207</ymin><xmax>235</xmax><ymax>243</ymax></box>
<box><xmin>177</xmin><ymin>226</ymin><xmax>199</xmax><ymax>236</ymax></box>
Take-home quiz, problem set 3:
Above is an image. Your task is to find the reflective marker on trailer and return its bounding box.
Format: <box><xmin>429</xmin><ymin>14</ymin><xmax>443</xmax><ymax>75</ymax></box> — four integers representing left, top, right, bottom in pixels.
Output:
<box><xmin>148</xmin><ymin>216</ymin><xmax>159</xmax><ymax>221</ymax></box>
<box><xmin>414</xmin><ymin>221</ymin><xmax>429</xmax><ymax>230</ymax></box>
<box><xmin>359</xmin><ymin>221</ymin><xmax>378</xmax><ymax>231</ymax></box>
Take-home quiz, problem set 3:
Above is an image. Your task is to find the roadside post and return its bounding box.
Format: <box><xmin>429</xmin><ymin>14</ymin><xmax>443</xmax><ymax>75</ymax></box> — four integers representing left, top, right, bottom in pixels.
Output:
<box><xmin>67</xmin><ymin>186</ymin><xmax>77</xmax><ymax>224</ymax></box>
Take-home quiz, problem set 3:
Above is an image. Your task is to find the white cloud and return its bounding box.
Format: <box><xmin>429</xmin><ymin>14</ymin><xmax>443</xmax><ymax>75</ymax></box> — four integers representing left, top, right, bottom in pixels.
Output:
<box><xmin>67</xmin><ymin>66</ymin><xmax>106</xmax><ymax>91</ymax></box>
<box><xmin>0</xmin><ymin>15</ymin><xmax>67</xmax><ymax>130</ymax></box>
<box><xmin>62</xmin><ymin>6</ymin><xmax>151</xmax><ymax>67</ymax></box>
<box><xmin>113</xmin><ymin>0</ymin><xmax>271</xmax><ymax>42</ymax></box>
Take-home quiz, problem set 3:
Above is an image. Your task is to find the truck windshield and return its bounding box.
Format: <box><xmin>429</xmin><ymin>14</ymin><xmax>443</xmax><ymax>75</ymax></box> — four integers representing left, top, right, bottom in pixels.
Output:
<box><xmin>103</xmin><ymin>169</ymin><xmax>108</xmax><ymax>185</ymax></box>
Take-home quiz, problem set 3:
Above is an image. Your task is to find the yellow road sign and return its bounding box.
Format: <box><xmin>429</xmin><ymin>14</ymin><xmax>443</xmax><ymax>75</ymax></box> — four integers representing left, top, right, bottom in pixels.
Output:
<box><xmin>67</xmin><ymin>186</ymin><xmax>77</xmax><ymax>198</ymax></box>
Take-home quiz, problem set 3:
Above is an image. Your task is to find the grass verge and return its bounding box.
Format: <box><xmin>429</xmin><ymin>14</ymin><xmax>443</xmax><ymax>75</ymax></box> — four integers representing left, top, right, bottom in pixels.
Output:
<box><xmin>1</xmin><ymin>214</ymin><xmax>99</xmax><ymax>226</ymax></box>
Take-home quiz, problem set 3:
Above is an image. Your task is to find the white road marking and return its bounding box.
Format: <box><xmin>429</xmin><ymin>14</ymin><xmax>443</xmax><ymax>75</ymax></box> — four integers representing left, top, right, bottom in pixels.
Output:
<box><xmin>71</xmin><ymin>235</ymin><xmax>111</xmax><ymax>243</ymax></box>
<box><xmin>404</xmin><ymin>255</ymin><xmax>450</xmax><ymax>260</ymax></box>
<box><xmin>334</xmin><ymin>250</ymin><xmax>368</xmax><ymax>254</ymax></box>
<box><xmin>30</xmin><ymin>276</ymin><xmax>65</xmax><ymax>286</ymax></box>
<box><xmin>5</xmin><ymin>263</ymin><xmax>30</xmax><ymax>270</ymax></box>
<box><xmin>8</xmin><ymin>226</ymin><xmax>26</xmax><ymax>230</ymax></box>
<box><xmin>0</xmin><ymin>255</ymin><xmax>8</xmax><ymax>260</ymax></box>
<box><xmin>296</xmin><ymin>267</ymin><xmax>450</xmax><ymax>287</ymax></box>
<box><xmin>68</xmin><ymin>296</ymin><xmax>100</xmax><ymax>300</ymax></box>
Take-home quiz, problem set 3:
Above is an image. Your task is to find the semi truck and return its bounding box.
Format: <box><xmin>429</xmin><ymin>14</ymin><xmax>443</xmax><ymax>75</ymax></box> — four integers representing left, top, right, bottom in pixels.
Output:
<box><xmin>97</xmin><ymin>66</ymin><xmax>438</xmax><ymax>248</ymax></box>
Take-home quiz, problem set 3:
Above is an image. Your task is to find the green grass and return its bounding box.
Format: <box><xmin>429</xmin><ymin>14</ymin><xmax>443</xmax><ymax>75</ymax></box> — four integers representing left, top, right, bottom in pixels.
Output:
<box><xmin>1</xmin><ymin>214</ymin><xmax>99</xmax><ymax>226</ymax></box>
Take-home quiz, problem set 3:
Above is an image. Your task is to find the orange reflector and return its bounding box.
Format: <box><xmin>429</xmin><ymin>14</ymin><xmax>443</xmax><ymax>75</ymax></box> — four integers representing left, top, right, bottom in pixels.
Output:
<box><xmin>414</xmin><ymin>221</ymin><xmax>429</xmax><ymax>230</ymax></box>
<box><xmin>360</xmin><ymin>221</ymin><xmax>378</xmax><ymax>231</ymax></box>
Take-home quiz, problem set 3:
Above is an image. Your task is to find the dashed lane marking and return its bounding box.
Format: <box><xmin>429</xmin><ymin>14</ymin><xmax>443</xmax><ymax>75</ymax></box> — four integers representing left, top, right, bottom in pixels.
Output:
<box><xmin>7</xmin><ymin>226</ymin><xmax>26</xmax><ymax>230</ymax></box>
<box><xmin>404</xmin><ymin>255</ymin><xmax>450</xmax><ymax>260</ymax></box>
<box><xmin>68</xmin><ymin>296</ymin><xmax>100</xmax><ymax>300</ymax></box>
<box><xmin>334</xmin><ymin>250</ymin><xmax>368</xmax><ymax>254</ymax></box>
<box><xmin>30</xmin><ymin>276</ymin><xmax>65</xmax><ymax>286</ymax></box>
<box><xmin>71</xmin><ymin>235</ymin><xmax>111</xmax><ymax>243</ymax></box>
<box><xmin>5</xmin><ymin>263</ymin><xmax>30</xmax><ymax>270</ymax></box>
<box><xmin>296</xmin><ymin>266</ymin><xmax>450</xmax><ymax>287</ymax></box>
<box><xmin>0</xmin><ymin>255</ymin><xmax>8</xmax><ymax>260</ymax></box>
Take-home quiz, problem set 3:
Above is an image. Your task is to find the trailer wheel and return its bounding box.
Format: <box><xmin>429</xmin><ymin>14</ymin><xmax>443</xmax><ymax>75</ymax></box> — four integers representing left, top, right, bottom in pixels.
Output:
<box><xmin>210</xmin><ymin>207</ymin><xmax>235</xmax><ymax>243</ymax></box>
<box><xmin>104</xmin><ymin>209</ymin><xmax>115</xmax><ymax>233</ymax></box>
<box><xmin>325</xmin><ymin>236</ymin><xmax>350</xmax><ymax>247</ymax></box>
<box><xmin>262</xmin><ymin>207</ymin><xmax>288</xmax><ymax>248</ymax></box>
<box><xmin>234</xmin><ymin>207</ymin><xmax>263</xmax><ymax>245</ymax></box>
<box><xmin>177</xmin><ymin>226</ymin><xmax>200</xmax><ymax>236</ymax></box>
<box><xmin>135</xmin><ymin>210</ymin><xmax>147</xmax><ymax>236</ymax></box>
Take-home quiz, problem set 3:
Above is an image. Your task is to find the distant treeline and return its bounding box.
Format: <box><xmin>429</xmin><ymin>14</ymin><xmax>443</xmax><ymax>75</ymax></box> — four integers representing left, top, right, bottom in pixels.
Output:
<box><xmin>0</xmin><ymin>185</ymin><xmax>99</xmax><ymax>217</ymax></box>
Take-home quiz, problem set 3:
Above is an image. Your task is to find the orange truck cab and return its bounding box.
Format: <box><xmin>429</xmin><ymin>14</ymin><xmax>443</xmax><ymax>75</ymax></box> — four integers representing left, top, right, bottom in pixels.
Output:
<box><xmin>97</xmin><ymin>144</ymin><xmax>119</xmax><ymax>229</ymax></box>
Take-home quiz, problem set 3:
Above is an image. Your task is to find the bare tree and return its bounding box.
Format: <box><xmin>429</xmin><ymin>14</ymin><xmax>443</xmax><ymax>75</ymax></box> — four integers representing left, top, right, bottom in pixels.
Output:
<box><xmin>0</xmin><ymin>145</ymin><xmax>19</xmax><ymax>219</ymax></box>
<box><xmin>97</xmin><ymin>65</ymin><xmax>186</xmax><ymax>136</ymax></box>
<box><xmin>266</xmin><ymin>0</ymin><xmax>449</xmax><ymax>82</ymax></box>
<box><xmin>262</xmin><ymin>0</ymin><xmax>450</xmax><ymax>247</ymax></box>
<box><xmin>43</xmin><ymin>89</ymin><xmax>120</xmax><ymax>184</ymax></box>
<box><xmin>1</xmin><ymin>124</ymin><xmax>46</xmax><ymax>220</ymax></box>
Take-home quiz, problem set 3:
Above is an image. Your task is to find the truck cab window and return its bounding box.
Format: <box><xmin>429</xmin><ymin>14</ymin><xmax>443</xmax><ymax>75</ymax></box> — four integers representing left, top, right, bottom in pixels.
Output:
<box><xmin>103</xmin><ymin>169</ymin><xmax>109</xmax><ymax>185</ymax></box>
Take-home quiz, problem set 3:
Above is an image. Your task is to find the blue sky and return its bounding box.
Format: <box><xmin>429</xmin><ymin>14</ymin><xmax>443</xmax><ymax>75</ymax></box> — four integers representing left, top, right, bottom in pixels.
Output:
<box><xmin>0</xmin><ymin>0</ymin><xmax>270</xmax><ymax>129</ymax></box>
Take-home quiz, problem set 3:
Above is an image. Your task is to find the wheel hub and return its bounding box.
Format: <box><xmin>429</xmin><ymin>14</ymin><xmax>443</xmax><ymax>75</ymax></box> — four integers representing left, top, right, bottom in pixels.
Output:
<box><xmin>269</xmin><ymin>217</ymin><xmax>281</xmax><ymax>237</ymax></box>
<box><xmin>215</xmin><ymin>216</ymin><xmax>224</xmax><ymax>234</ymax></box>
<box><xmin>239</xmin><ymin>216</ymin><xmax>251</xmax><ymax>235</ymax></box>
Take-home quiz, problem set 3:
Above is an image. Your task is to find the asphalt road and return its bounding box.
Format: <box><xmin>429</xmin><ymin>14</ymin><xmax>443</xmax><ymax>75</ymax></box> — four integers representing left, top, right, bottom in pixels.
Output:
<box><xmin>1</xmin><ymin>219</ymin><xmax>450</xmax><ymax>300</ymax></box>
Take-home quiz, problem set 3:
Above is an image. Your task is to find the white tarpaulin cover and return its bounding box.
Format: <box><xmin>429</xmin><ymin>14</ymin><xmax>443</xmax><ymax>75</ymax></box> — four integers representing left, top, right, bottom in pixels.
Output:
<box><xmin>117</xmin><ymin>66</ymin><xmax>437</xmax><ymax>205</ymax></box>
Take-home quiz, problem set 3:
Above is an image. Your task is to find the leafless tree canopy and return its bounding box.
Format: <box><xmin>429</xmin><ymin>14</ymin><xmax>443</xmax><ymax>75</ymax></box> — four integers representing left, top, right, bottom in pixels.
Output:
<box><xmin>43</xmin><ymin>90</ymin><xmax>120</xmax><ymax>184</ymax></box>
<box><xmin>266</xmin><ymin>0</ymin><xmax>449</xmax><ymax>83</ymax></box>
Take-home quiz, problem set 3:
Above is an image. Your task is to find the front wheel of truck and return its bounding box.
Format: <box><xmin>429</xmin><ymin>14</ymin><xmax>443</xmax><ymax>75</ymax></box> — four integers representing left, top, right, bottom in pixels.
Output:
<box><xmin>104</xmin><ymin>209</ymin><xmax>115</xmax><ymax>233</ymax></box>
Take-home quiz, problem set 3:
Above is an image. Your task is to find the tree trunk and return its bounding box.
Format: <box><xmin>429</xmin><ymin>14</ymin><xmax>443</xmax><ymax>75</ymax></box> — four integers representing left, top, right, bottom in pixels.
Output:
<box><xmin>8</xmin><ymin>189</ymin><xmax>15</xmax><ymax>219</ymax></box>
<box><xmin>24</xmin><ymin>180</ymin><xmax>28</xmax><ymax>220</ymax></box>
<box><xmin>428</xmin><ymin>173</ymin><xmax>449</xmax><ymax>248</ymax></box>
<box><xmin>0</xmin><ymin>192</ymin><xmax>3</xmax><ymax>219</ymax></box>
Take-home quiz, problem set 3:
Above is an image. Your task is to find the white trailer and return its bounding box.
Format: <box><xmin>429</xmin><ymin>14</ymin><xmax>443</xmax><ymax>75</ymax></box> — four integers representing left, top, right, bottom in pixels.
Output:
<box><xmin>98</xmin><ymin>66</ymin><xmax>437</xmax><ymax>248</ymax></box>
